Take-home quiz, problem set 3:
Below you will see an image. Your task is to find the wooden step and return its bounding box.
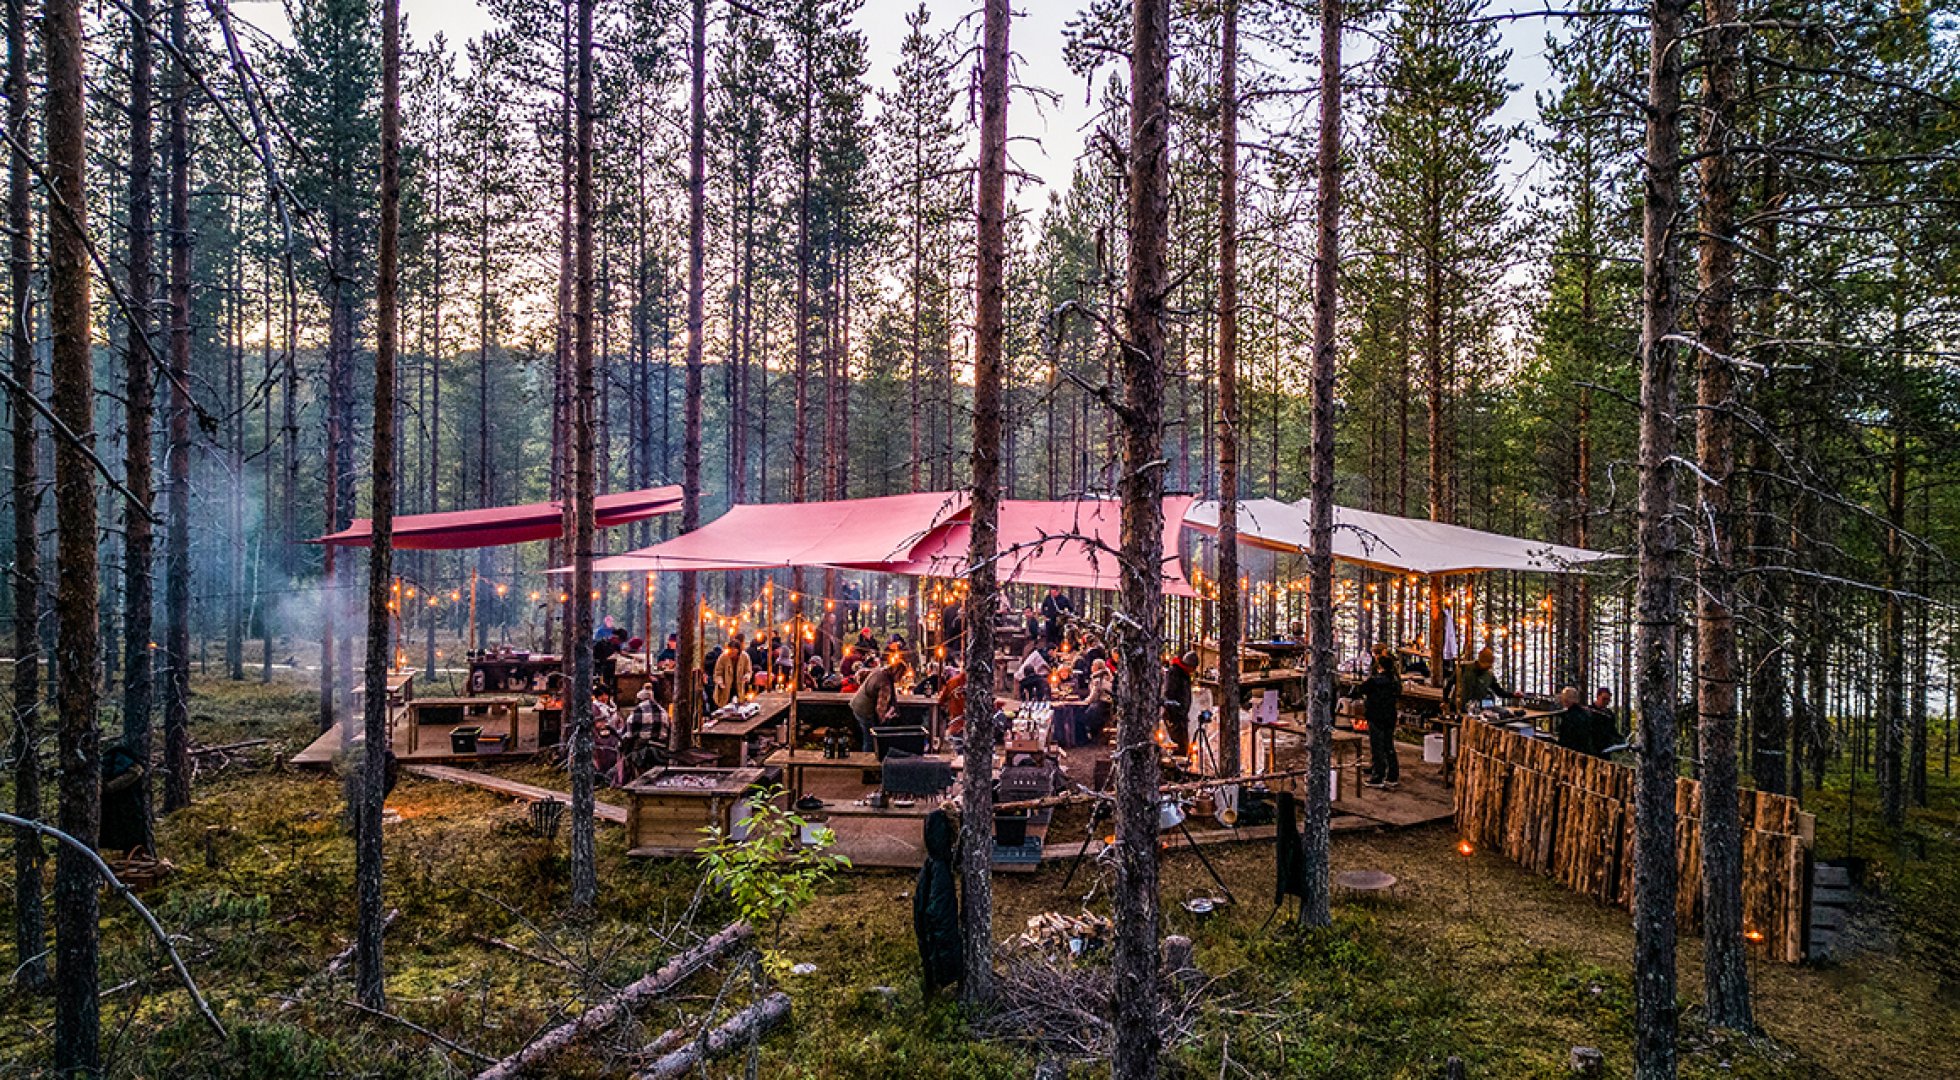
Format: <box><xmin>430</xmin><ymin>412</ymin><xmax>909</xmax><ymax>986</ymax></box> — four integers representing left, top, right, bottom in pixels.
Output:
<box><xmin>1813</xmin><ymin>863</ymin><xmax>1852</xmax><ymax>889</ymax></box>
<box><xmin>1811</xmin><ymin>884</ymin><xmax>1854</xmax><ymax>908</ymax></box>
<box><xmin>1810</xmin><ymin>905</ymin><xmax>1848</xmax><ymax>933</ymax></box>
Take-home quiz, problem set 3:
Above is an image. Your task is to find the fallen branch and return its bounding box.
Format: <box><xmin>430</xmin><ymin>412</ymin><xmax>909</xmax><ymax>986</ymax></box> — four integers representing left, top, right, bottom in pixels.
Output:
<box><xmin>473</xmin><ymin>920</ymin><xmax>753</xmax><ymax>1080</ymax></box>
<box><xmin>469</xmin><ymin>933</ymin><xmax>581</xmax><ymax>976</ymax></box>
<box><xmin>337</xmin><ymin>997</ymin><xmax>494</xmax><ymax>1065</ymax></box>
<box><xmin>0</xmin><ymin>811</ymin><xmax>226</xmax><ymax>1041</ymax></box>
<box><xmin>638</xmin><ymin>1026</ymin><xmax>690</xmax><ymax>1059</ymax></box>
<box><xmin>188</xmin><ymin>738</ymin><xmax>271</xmax><ymax>757</ymax></box>
<box><xmin>325</xmin><ymin>909</ymin><xmax>398</xmax><ymax>978</ymax></box>
<box><xmin>635</xmin><ymin>992</ymin><xmax>792</xmax><ymax>1080</ymax></box>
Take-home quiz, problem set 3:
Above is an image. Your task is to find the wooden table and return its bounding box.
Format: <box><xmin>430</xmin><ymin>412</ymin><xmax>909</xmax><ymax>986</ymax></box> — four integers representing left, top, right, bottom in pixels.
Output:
<box><xmin>762</xmin><ymin>747</ymin><xmax>964</xmax><ymax>804</ymax></box>
<box><xmin>352</xmin><ymin>671</ymin><xmax>415</xmax><ymax>708</ymax></box>
<box><xmin>698</xmin><ymin>701</ymin><xmax>788</xmax><ymax>765</ymax></box>
<box><xmin>401</xmin><ymin>695</ymin><xmax>525</xmax><ymax>756</ymax></box>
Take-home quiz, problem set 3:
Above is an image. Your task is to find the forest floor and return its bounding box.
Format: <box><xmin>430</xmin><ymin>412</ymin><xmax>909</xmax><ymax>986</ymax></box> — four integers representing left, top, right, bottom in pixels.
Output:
<box><xmin>2</xmin><ymin>670</ymin><xmax>1958</xmax><ymax>1078</ymax></box>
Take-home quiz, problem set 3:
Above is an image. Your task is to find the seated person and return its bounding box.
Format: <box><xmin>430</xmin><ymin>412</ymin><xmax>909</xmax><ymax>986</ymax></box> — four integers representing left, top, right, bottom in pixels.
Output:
<box><xmin>1083</xmin><ymin>659</ymin><xmax>1115</xmax><ymax>740</ymax></box>
<box><xmin>1015</xmin><ymin>646</ymin><xmax>1051</xmax><ymax>702</ymax></box>
<box><xmin>1400</xmin><ymin>646</ymin><xmax>1431</xmax><ymax>680</ymax></box>
<box><xmin>656</xmin><ymin>633</ymin><xmax>679</xmax><ymax>665</ymax></box>
<box><xmin>913</xmin><ymin>661</ymin><xmax>944</xmax><ymax>696</ymax></box>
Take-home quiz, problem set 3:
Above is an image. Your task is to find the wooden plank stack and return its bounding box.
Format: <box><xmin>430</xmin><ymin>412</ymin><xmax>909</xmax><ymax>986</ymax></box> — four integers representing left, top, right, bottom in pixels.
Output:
<box><xmin>1453</xmin><ymin>718</ymin><xmax>1811</xmax><ymax>963</ymax></box>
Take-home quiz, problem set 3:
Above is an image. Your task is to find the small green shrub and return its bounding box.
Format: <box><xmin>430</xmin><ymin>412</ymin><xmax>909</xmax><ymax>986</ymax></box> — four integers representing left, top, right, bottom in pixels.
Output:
<box><xmin>696</xmin><ymin>785</ymin><xmax>850</xmax><ymax>938</ymax></box>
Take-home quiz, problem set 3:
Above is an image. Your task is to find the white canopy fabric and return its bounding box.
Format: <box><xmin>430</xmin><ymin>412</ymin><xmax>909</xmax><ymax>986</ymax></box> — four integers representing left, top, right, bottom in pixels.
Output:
<box><xmin>1183</xmin><ymin>498</ymin><xmax>1615</xmax><ymax>576</ymax></box>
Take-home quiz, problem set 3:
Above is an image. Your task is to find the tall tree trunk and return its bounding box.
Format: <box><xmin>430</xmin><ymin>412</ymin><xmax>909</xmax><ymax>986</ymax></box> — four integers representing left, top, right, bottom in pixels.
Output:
<box><xmin>1879</xmin><ymin>420</ymin><xmax>1906</xmax><ymax>829</ymax></box>
<box><xmin>1300</xmin><ymin>0</ymin><xmax>1342</xmax><ymax>929</ymax></box>
<box><xmin>5</xmin><ymin>0</ymin><xmax>47</xmax><ymax>993</ymax></box>
<box><xmin>1214</xmin><ymin>0</ymin><xmax>1242</xmax><ymax>779</ymax></box>
<box><xmin>672</xmin><ymin>0</ymin><xmax>707</xmax><ymax>753</ymax></box>
<box><xmin>356</xmin><ymin>0</ymin><xmax>404</xmax><ymax>1011</ymax></box>
<box><xmin>46</xmin><ymin>0</ymin><xmax>100</xmax><ymax>1064</ymax></box>
<box><xmin>163</xmin><ymin>0</ymin><xmax>194</xmax><ymax>813</ymax></box>
<box><xmin>568</xmin><ymin>0</ymin><xmax>603</xmax><ymax>908</ymax></box>
<box><xmin>121</xmin><ymin>0</ymin><xmax>158</xmax><ymax>853</ymax></box>
<box><xmin>1694</xmin><ymin>0</ymin><xmax>1751</xmax><ymax>1029</ymax></box>
<box><xmin>1112</xmin><ymin>0</ymin><xmax>1171</xmax><ymax>1074</ymax></box>
<box><xmin>427</xmin><ymin>86</ymin><xmax>444</xmax><ymax>680</ymax></box>
<box><xmin>1634</xmin><ymin>0</ymin><xmax>1688</xmax><ymax>1073</ymax></box>
<box><xmin>552</xmin><ymin>0</ymin><xmax>575</xmax><ymax>670</ymax></box>
<box><xmin>960</xmin><ymin>0</ymin><xmax>1010</xmax><ymax>1008</ymax></box>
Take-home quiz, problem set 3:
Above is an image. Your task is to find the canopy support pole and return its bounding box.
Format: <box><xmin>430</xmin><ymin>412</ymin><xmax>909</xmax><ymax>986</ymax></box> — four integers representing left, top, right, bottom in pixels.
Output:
<box><xmin>1427</xmin><ymin>573</ymin><xmax>1444</xmax><ymax>699</ymax></box>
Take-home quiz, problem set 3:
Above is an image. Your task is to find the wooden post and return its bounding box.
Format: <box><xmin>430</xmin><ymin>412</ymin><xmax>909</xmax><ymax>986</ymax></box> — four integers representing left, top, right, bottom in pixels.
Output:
<box><xmin>467</xmin><ymin>567</ymin><xmax>479</xmax><ymax>655</ymax></box>
<box><xmin>1427</xmin><ymin>573</ymin><xmax>1444</xmax><ymax>691</ymax></box>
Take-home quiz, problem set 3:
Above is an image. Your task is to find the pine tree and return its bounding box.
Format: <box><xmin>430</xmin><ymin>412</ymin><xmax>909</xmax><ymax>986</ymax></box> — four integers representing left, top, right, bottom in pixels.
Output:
<box><xmin>46</xmin><ymin>0</ymin><xmax>101</xmax><ymax>1065</ymax></box>
<box><xmin>1113</xmin><ymin>0</ymin><xmax>1170</xmax><ymax>1074</ymax></box>
<box><xmin>1357</xmin><ymin>0</ymin><xmax>1517</xmax><ymax>527</ymax></box>
<box><xmin>5</xmin><ymin>0</ymin><xmax>46</xmax><ymax>995</ymax></box>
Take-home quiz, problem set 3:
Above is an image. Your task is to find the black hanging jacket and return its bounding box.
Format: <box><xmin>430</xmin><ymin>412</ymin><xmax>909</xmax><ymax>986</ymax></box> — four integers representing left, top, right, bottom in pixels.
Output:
<box><xmin>914</xmin><ymin>809</ymin><xmax>964</xmax><ymax>993</ymax></box>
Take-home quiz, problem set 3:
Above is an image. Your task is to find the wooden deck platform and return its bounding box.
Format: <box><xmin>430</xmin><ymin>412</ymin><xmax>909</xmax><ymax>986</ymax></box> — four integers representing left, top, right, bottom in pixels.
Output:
<box><xmin>291</xmin><ymin>700</ymin><xmax>552</xmax><ymax>769</ymax></box>
<box><xmin>402</xmin><ymin>763</ymin><xmax>627</xmax><ymax>824</ymax></box>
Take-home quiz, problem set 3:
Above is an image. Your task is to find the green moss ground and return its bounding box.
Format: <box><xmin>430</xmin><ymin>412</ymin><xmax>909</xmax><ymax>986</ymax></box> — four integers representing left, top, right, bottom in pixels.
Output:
<box><xmin>2</xmin><ymin>673</ymin><xmax>1956</xmax><ymax>1077</ymax></box>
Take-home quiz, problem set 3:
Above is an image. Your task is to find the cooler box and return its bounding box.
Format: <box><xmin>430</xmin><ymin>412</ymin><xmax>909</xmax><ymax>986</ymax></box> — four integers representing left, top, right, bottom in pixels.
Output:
<box><xmin>870</xmin><ymin>725</ymin><xmax>930</xmax><ymax>760</ymax></box>
<box><xmin>450</xmin><ymin>725</ymin><xmax>483</xmax><ymax>754</ymax></box>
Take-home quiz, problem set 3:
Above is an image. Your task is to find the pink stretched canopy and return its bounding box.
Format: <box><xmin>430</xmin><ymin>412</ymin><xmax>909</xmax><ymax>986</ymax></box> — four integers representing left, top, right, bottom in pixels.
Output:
<box><xmin>587</xmin><ymin>491</ymin><xmax>969</xmax><ymax>573</ymax></box>
<box><xmin>881</xmin><ymin>496</ymin><xmax>1198</xmax><ymax>598</ymax></box>
<box><xmin>313</xmin><ymin>485</ymin><xmax>684</xmax><ymax>551</ymax></box>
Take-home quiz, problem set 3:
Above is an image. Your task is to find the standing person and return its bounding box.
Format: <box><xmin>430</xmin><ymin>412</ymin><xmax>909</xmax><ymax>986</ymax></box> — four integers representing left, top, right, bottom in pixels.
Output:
<box><xmin>655</xmin><ymin>632</ymin><xmax>678</xmax><ymax>664</ymax></box>
<box><xmin>1345</xmin><ymin>653</ymin><xmax>1403</xmax><ymax>788</ymax></box>
<box><xmin>712</xmin><ymin>632</ymin><xmax>752</xmax><ymax>708</ymax></box>
<box><xmin>1014</xmin><ymin>645</ymin><xmax>1051</xmax><ymax>702</ymax></box>
<box><xmin>1452</xmin><ymin>644</ymin><xmax>1516</xmax><ymax>713</ymax></box>
<box><xmin>850</xmin><ymin>657</ymin><xmax>906</xmax><ymax>751</ymax></box>
<box><xmin>939</xmin><ymin>601</ymin><xmax>965</xmax><ymax>658</ymax></box>
<box><xmin>939</xmin><ymin>664</ymin><xmax>968</xmax><ymax>737</ymax></box>
<box><xmin>1162</xmin><ymin>650</ymin><xmax>1197</xmax><ymax>755</ymax></box>
<box><xmin>1040</xmin><ymin>585</ymin><xmax>1073</xmax><ymax>647</ymax></box>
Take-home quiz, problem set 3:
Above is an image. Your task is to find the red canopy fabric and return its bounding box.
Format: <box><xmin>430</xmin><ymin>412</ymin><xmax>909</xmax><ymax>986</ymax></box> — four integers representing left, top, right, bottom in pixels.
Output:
<box><xmin>313</xmin><ymin>485</ymin><xmax>684</xmax><ymax>551</ymax></box>
<box><xmin>881</xmin><ymin>496</ymin><xmax>1197</xmax><ymax>598</ymax></box>
<box><xmin>586</xmin><ymin>491</ymin><xmax>968</xmax><ymax>573</ymax></box>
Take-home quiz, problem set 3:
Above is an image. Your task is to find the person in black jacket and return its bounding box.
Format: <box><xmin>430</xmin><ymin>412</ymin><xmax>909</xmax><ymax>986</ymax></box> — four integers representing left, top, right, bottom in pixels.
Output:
<box><xmin>1162</xmin><ymin>650</ymin><xmax>1197</xmax><ymax>756</ymax></box>
<box><xmin>1346</xmin><ymin>652</ymin><xmax>1403</xmax><ymax>788</ymax></box>
<box><xmin>914</xmin><ymin>808</ymin><xmax>964</xmax><ymax>994</ymax></box>
<box><xmin>1554</xmin><ymin>686</ymin><xmax>1619</xmax><ymax>758</ymax></box>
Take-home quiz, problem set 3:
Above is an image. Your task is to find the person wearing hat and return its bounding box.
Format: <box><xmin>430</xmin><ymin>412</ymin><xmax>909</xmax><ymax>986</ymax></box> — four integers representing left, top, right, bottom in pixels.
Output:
<box><xmin>1452</xmin><ymin>644</ymin><xmax>1515</xmax><ymax>714</ymax></box>
<box><xmin>1163</xmin><ymin>650</ymin><xmax>1198</xmax><ymax>755</ymax></box>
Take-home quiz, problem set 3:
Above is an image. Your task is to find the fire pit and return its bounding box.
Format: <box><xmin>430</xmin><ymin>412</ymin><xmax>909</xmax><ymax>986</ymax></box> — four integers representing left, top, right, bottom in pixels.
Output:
<box><xmin>620</xmin><ymin>766</ymin><xmax>769</xmax><ymax>854</ymax></box>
